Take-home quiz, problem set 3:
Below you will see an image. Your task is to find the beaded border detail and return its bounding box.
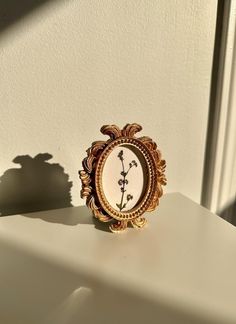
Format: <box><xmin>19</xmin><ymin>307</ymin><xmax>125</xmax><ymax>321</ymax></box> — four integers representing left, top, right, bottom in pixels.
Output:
<box><xmin>79</xmin><ymin>123</ymin><xmax>166</xmax><ymax>233</ymax></box>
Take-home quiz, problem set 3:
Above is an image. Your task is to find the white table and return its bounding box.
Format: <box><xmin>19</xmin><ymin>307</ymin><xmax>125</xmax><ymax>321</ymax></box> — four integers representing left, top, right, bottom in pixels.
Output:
<box><xmin>0</xmin><ymin>193</ymin><xmax>236</xmax><ymax>324</ymax></box>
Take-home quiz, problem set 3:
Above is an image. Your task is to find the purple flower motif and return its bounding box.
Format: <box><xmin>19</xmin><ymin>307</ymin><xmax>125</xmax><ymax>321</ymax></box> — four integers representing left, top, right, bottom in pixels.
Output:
<box><xmin>116</xmin><ymin>151</ymin><xmax>137</xmax><ymax>211</ymax></box>
<box><xmin>118</xmin><ymin>150</ymin><xmax>124</xmax><ymax>161</ymax></box>
<box><xmin>129</xmin><ymin>160</ymin><xmax>138</xmax><ymax>168</ymax></box>
<box><xmin>132</xmin><ymin>160</ymin><xmax>138</xmax><ymax>167</ymax></box>
<box><xmin>127</xmin><ymin>194</ymin><xmax>133</xmax><ymax>201</ymax></box>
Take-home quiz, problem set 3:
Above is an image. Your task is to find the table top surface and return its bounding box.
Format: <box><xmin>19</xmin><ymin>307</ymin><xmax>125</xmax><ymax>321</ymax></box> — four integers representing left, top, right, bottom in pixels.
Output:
<box><xmin>1</xmin><ymin>193</ymin><xmax>236</xmax><ymax>323</ymax></box>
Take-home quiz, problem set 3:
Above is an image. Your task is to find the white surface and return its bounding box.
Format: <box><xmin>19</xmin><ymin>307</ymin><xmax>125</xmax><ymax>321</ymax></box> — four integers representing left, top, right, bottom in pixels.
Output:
<box><xmin>0</xmin><ymin>0</ymin><xmax>217</xmax><ymax>205</ymax></box>
<box><xmin>1</xmin><ymin>193</ymin><xmax>236</xmax><ymax>323</ymax></box>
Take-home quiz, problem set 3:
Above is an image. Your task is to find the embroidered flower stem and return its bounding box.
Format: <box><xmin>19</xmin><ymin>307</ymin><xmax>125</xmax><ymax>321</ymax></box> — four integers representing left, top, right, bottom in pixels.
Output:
<box><xmin>116</xmin><ymin>150</ymin><xmax>137</xmax><ymax>211</ymax></box>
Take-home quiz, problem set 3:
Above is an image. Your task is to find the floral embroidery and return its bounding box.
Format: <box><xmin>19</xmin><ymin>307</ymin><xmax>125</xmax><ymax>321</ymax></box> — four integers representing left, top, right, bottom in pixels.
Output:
<box><xmin>116</xmin><ymin>150</ymin><xmax>137</xmax><ymax>211</ymax></box>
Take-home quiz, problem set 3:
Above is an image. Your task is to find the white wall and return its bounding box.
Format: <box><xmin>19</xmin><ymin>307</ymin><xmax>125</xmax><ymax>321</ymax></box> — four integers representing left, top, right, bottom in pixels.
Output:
<box><xmin>0</xmin><ymin>0</ymin><xmax>217</xmax><ymax>209</ymax></box>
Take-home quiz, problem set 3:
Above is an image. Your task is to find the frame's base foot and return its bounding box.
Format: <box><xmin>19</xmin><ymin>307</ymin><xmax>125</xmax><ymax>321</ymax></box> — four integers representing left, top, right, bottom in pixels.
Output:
<box><xmin>109</xmin><ymin>217</ymin><xmax>147</xmax><ymax>232</ymax></box>
<box><xmin>131</xmin><ymin>217</ymin><xmax>147</xmax><ymax>229</ymax></box>
<box><xmin>109</xmin><ymin>220</ymin><xmax>128</xmax><ymax>233</ymax></box>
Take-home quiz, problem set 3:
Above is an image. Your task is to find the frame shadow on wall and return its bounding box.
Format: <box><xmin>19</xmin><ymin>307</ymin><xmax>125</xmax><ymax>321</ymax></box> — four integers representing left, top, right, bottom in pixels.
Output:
<box><xmin>0</xmin><ymin>153</ymin><xmax>73</xmax><ymax>218</ymax></box>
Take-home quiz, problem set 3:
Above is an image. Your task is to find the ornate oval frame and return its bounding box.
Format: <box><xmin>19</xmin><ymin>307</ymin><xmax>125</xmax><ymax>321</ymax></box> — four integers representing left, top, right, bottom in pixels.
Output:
<box><xmin>79</xmin><ymin>123</ymin><xmax>166</xmax><ymax>233</ymax></box>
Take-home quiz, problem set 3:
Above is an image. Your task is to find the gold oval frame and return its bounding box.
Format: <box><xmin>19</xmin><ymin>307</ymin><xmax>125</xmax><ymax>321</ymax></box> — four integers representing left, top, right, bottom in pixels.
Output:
<box><xmin>95</xmin><ymin>138</ymin><xmax>156</xmax><ymax>220</ymax></box>
<box><xmin>79</xmin><ymin>123</ymin><xmax>166</xmax><ymax>233</ymax></box>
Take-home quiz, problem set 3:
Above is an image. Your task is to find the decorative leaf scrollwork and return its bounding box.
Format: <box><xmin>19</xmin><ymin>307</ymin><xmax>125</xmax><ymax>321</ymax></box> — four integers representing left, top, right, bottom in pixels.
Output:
<box><xmin>87</xmin><ymin>196</ymin><xmax>112</xmax><ymax>222</ymax></box>
<box><xmin>139</xmin><ymin>135</ymin><xmax>167</xmax><ymax>211</ymax></box>
<box><xmin>79</xmin><ymin>170</ymin><xmax>92</xmax><ymax>199</ymax></box>
<box><xmin>101</xmin><ymin>123</ymin><xmax>142</xmax><ymax>140</ymax></box>
<box><xmin>122</xmin><ymin>123</ymin><xmax>142</xmax><ymax>137</ymax></box>
<box><xmin>82</xmin><ymin>141</ymin><xmax>106</xmax><ymax>173</ymax></box>
<box><xmin>79</xmin><ymin>123</ymin><xmax>167</xmax><ymax>233</ymax></box>
<box><xmin>101</xmin><ymin>125</ymin><xmax>122</xmax><ymax>140</ymax></box>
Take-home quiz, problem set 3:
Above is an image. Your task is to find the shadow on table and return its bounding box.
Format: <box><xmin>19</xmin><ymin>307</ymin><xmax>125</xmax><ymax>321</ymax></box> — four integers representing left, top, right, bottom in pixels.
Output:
<box><xmin>21</xmin><ymin>206</ymin><xmax>115</xmax><ymax>230</ymax></box>
<box><xmin>21</xmin><ymin>205</ymin><xmax>94</xmax><ymax>226</ymax></box>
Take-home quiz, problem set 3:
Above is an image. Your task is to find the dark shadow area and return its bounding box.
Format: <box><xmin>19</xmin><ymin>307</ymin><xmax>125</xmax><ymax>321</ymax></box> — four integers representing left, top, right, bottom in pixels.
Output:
<box><xmin>92</xmin><ymin>217</ymin><xmax>113</xmax><ymax>233</ymax></box>
<box><xmin>21</xmin><ymin>205</ymin><xmax>94</xmax><ymax>226</ymax></box>
<box><xmin>0</xmin><ymin>0</ymin><xmax>55</xmax><ymax>34</ymax></box>
<box><xmin>219</xmin><ymin>200</ymin><xmax>236</xmax><ymax>226</ymax></box>
<box><xmin>0</xmin><ymin>153</ymin><xmax>72</xmax><ymax>216</ymax></box>
<box><xmin>201</xmin><ymin>0</ymin><xmax>230</xmax><ymax>207</ymax></box>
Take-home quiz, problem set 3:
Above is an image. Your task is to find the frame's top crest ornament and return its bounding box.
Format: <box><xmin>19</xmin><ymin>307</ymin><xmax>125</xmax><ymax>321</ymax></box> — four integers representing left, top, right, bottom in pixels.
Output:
<box><xmin>79</xmin><ymin>123</ymin><xmax>166</xmax><ymax>233</ymax></box>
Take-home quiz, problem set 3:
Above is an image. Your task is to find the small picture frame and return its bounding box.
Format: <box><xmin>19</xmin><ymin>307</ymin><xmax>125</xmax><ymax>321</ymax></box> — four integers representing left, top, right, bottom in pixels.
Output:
<box><xmin>79</xmin><ymin>123</ymin><xmax>166</xmax><ymax>233</ymax></box>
